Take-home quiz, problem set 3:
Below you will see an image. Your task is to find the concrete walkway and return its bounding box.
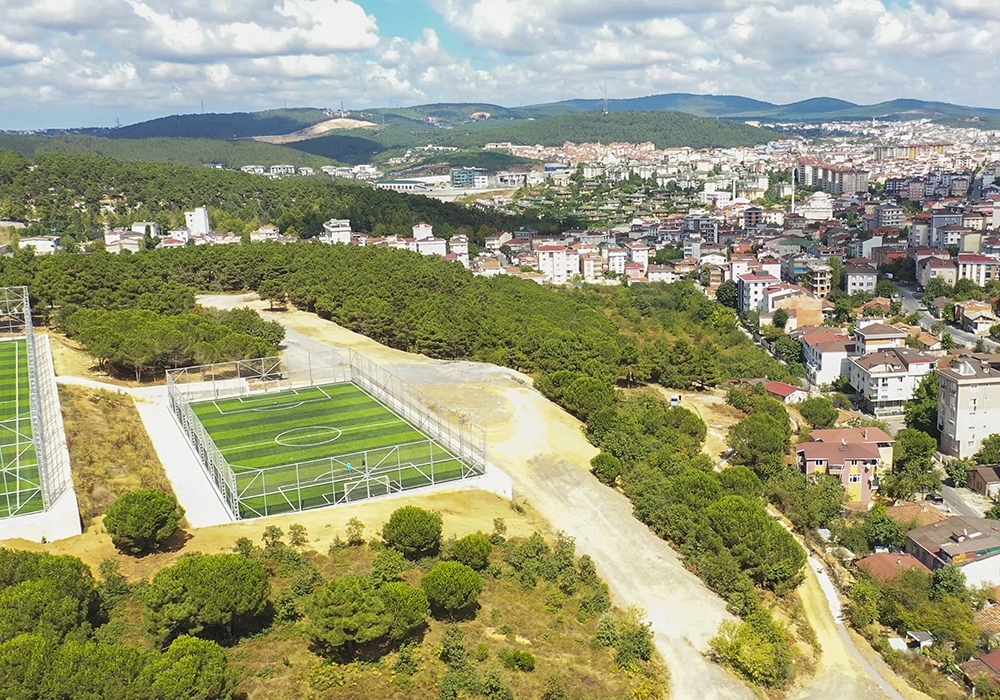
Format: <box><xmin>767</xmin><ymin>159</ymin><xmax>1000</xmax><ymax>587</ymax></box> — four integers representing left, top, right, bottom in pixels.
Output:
<box><xmin>54</xmin><ymin>377</ymin><xmax>233</xmax><ymax>528</ymax></box>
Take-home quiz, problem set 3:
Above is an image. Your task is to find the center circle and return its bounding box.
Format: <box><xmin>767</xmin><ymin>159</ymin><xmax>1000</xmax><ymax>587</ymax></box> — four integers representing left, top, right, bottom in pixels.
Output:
<box><xmin>275</xmin><ymin>426</ymin><xmax>342</xmax><ymax>447</ymax></box>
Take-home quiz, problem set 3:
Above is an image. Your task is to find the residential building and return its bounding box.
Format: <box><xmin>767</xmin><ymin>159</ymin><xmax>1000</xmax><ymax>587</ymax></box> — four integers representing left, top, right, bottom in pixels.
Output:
<box><xmin>744</xmin><ymin>206</ymin><xmax>764</xmax><ymax>229</ymax></box>
<box><xmin>876</xmin><ymin>204</ymin><xmax>904</xmax><ymax>229</ymax></box>
<box><xmin>737</xmin><ymin>270</ymin><xmax>780</xmax><ymax>313</ymax></box>
<box><xmin>846</xmin><ymin>347</ymin><xmax>935</xmax><ymax>416</ymax></box>
<box><xmin>607</xmin><ymin>248</ymin><xmax>627</xmax><ymax>275</ymax></box>
<box><xmin>969</xmin><ymin>466</ymin><xmax>1000</xmax><ymax>499</ymax></box>
<box><xmin>270</xmin><ymin>165</ymin><xmax>296</xmax><ymax>176</ymax></box>
<box><xmin>957</xmin><ymin>254</ymin><xmax>1000</xmax><ymax>287</ymax></box>
<box><xmin>843</xmin><ymin>263</ymin><xmax>878</xmax><ymax>295</ymax></box>
<box><xmin>955</xmin><ymin>300</ymin><xmax>998</xmax><ymax>335</ymax></box>
<box><xmin>765</xmin><ymin>381</ymin><xmax>807</xmax><ymax>404</ymax></box>
<box><xmin>625</xmin><ymin>242</ymin><xmax>650</xmax><ymax>274</ymax></box>
<box><xmin>130</xmin><ymin>221</ymin><xmax>160</xmax><ymax>237</ymax></box>
<box><xmin>805</xmin><ymin>263</ymin><xmax>832</xmax><ymax>298</ymax></box>
<box><xmin>937</xmin><ymin>354</ymin><xmax>1000</xmax><ymax>459</ymax></box>
<box><xmin>413</xmin><ymin>222</ymin><xmax>434</xmax><ymax>240</ymax></box>
<box><xmin>917</xmin><ymin>258</ymin><xmax>957</xmax><ymax>288</ymax></box>
<box><xmin>797</xmin><ymin>440</ymin><xmax>881</xmax><ymax>505</ymax></box>
<box><xmin>856</xmin><ymin>553</ymin><xmax>929</xmax><ymax>582</ymax></box>
<box><xmin>321</xmin><ymin>219</ymin><xmax>352</xmax><ymax>245</ymax></box>
<box><xmin>184</xmin><ymin>206</ymin><xmax>210</xmax><ymax>236</ymax></box>
<box><xmin>906</xmin><ymin>516</ymin><xmax>1000</xmax><ymax>586</ymax></box>
<box><xmin>798</xmin><ymin>326</ymin><xmax>856</xmax><ymax>387</ymax></box>
<box><xmin>854</xmin><ymin>323</ymin><xmax>907</xmax><ymax>355</ymax></box>
<box><xmin>535</xmin><ymin>246</ymin><xmax>570</xmax><ymax>284</ymax></box>
<box><xmin>811</xmin><ymin>427</ymin><xmax>895</xmax><ymax>466</ymax></box>
<box><xmin>17</xmin><ymin>236</ymin><xmax>61</xmax><ymax>255</ymax></box>
<box><xmin>762</xmin><ymin>283</ymin><xmax>823</xmax><ymax>329</ymax></box>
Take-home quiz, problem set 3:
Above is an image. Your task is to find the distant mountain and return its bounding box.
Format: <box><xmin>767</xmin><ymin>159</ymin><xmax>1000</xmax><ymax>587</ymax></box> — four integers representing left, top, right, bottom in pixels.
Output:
<box><xmin>79</xmin><ymin>108</ymin><xmax>333</xmax><ymax>140</ymax></box>
<box><xmin>524</xmin><ymin>93</ymin><xmax>779</xmax><ymax>118</ymax></box>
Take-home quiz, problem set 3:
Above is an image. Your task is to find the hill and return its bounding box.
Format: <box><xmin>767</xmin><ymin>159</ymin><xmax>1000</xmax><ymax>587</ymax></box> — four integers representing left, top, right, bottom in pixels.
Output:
<box><xmin>81</xmin><ymin>108</ymin><xmax>333</xmax><ymax>140</ymax></box>
<box><xmin>0</xmin><ymin>134</ymin><xmax>340</xmax><ymax>169</ymax></box>
<box><xmin>524</xmin><ymin>93</ymin><xmax>779</xmax><ymax>118</ymax></box>
<box><xmin>442</xmin><ymin>111</ymin><xmax>777</xmax><ymax>149</ymax></box>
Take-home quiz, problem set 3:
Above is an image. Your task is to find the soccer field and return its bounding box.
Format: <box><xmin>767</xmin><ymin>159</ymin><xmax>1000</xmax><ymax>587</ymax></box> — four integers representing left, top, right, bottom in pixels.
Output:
<box><xmin>190</xmin><ymin>382</ymin><xmax>473</xmax><ymax>518</ymax></box>
<box><xmin>0</xmin><ymin>339</ymin><xmax>44</xmax><ymax>518</ymax></box>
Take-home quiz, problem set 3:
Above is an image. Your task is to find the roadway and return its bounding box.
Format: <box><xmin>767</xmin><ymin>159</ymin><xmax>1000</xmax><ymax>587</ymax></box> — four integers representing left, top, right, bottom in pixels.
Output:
<box><xmin>895</xmin><ymin>282</ymin><xmax>995</xmax><ymax>350</ymax></box>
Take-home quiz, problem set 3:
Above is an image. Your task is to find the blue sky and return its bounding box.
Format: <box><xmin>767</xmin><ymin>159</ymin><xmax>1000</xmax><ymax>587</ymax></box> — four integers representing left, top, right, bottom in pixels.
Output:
<box><xmin>1</xmin><ymin>0</ymin><xmax>998</xmax><ymax>130</ymax></box>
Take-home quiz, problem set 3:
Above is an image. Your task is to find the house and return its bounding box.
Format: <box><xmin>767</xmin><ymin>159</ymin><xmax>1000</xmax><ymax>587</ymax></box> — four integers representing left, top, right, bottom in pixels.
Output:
<box><xmin>963</xmin><ymin>648</ymin><xmax>1000</xmax><ymax>686</ymax></box>
<box><xmin>765</xmin><ymin>381</ymin><xmax>807</xmax><ymax>404</ymax></box>
<box><xmin>762</xmin><ymin>283</ymin><xmax>823</xmax><ymax>329</ymax></box>
<box><xmin>906</xmin><ymin>631</ymin><xmax>935</xmax><ymax>651</ymax></box>
<box><xmin>885</xmin><ymin>502</ymin><xmax>947</xmax><ymax>528</ymax></box>
<box><xmin>856</xmin><ymin>553</ymin><xmax>930</xmax><ymax>582</ymax></box>
<box><xmin>854</xmin><ymin>323</ymin><xmax>907</xmax><ymax>355</ymax></box>
<box><xmin>845</xmin><ymin>347</ymin><xmax>935</xmax><ymax>417</ymax></box>
<box><xmin>810</xmin><ymin>426</ymin><xmax>895</xmax><ymax>465</ymax></box>
<box><xmin>956</xmin><ymin>300</ymin><xmax>998</xmax><ymax>335</ymax></box>
<box><xmin>969</xmin><ymin>466</ymin><xmax>1000</xmax><ymax>498</ymax></box>
<box><xmin>321</xmin><ymin>219</ymin><xmax>352</xmax><ymax>245</ymax></box>
<box><xmin>905</xmin><ymin>516</ymin><xmax>1000</xmax><ymax>586</ymax></box>
<box><xmin>957</xmin><ymin>254</ymin><xmax>1000</xmax><ymax>287</ymax></box>
<box><xmin>917</xmin><ymin>257</ymin><xmax>957</xmax><ymax>288</ymax></box>
<box><xmin>798</xmin><ymin>326</ymin><xmax>856</xmax><ymax>387</ymax></box>
<box><xmin>535</xmin><ymin>246</ymin><xmax>570</xmax><ymax>284</ymax></box>
<box><xmin>797</xmin><ymin>440</ymin><xmax>881</xmax><ymax>505</ymax></box>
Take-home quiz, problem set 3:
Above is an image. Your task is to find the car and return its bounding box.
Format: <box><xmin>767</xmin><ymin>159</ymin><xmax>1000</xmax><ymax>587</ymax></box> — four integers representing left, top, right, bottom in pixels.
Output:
<box><xmin>925</xmin><ymin>493</ymin><xmax>945</xmax><ymax>504</ymax></box>
<box><xmin>670</xmin><ymin>395</ymin><xmax>681</xmax><ymax>407</ymax></box>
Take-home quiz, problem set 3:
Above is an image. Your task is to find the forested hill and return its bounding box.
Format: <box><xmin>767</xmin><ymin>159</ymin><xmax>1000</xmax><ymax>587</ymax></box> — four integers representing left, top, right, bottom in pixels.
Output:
<box><xmin>447</xmin><ymin>111</ymin><xmax>776</xmax><ymax>149</ymax></box>
<box><xmin>0</xmin><ymin>151</ymin><xmax>542</xmax><ymax>242</ymax></box>
<box><xmin>81</xmin><ymin>108</ymin><xmax>332</xmax><ymax>140</ymax></box>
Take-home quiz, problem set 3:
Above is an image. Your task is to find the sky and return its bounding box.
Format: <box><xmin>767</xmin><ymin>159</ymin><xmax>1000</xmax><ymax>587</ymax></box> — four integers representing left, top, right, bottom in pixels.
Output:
<box><xmin>2</xmin><ymin>0</ymin><xmax>999</xmax><ymax>130</ymax></box>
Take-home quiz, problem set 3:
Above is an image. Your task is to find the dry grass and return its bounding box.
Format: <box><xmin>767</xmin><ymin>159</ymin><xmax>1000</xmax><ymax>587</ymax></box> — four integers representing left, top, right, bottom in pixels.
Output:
<box><xmin>887</xmin><ymin>653</ymin><xmax>966</xmax><ymax>700</ymax></box>
<box><xmin>231</xmin><ymin>542</ymin><xmax>669</xmax><ymax>700</ymax></box>
<box><xmin>59</xmin><ymin>385</ymin><xmax>175</xmax><ymax>525</ymax></box>
<box><xmin>47</xmin><ymin>333</ymin><xmax>148</xmax><ymax>387</ymax></box>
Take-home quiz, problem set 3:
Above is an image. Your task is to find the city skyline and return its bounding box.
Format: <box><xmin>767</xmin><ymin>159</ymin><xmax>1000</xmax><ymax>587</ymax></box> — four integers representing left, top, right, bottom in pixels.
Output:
<box><xmin>2</xmin><ymin>0</ymin><xmax>1000</xmax><ymax>130</ymax></box>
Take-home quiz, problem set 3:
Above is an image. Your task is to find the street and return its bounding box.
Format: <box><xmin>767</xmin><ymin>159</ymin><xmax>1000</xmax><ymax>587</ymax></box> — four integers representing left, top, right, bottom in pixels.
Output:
<box><xmin>896</xmin><ymin>282</ymin><xmax>995</xmax><ymax>350</ymax></box>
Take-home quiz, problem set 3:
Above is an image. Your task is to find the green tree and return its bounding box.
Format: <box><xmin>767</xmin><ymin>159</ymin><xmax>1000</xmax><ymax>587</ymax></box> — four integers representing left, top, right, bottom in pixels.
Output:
<box><xmin>874</xmin><ymin>279</ymin><xmax>896</xmax><ymax>298</ymax></box>
<box><xmin>727</xmin><ymin>412</ymin><xmax>790</xmax><ymax>480</ymax></box>
<box><xmin>940</xmin><ymin>332</ymin><xmax>958</xmax><ymax>350</ymax></box>
<box><xmin>987</xmin><ymin>504</ymin><xmax>1000</xmax><ymax>520</ymax></box>
<box><xmin>591</xmin><ymin>451</ymin><xmax>623</xmax><ymax>486</ymax></box>
<box><xmin>142</xmin><ymin>635</ymin><xmax>237</xmax><ymax>700</ymax></box>
<box><xmin>0</xmin><ymin>580</ymin><xmax>89</xmax><ymax>644</ymax></box>
<box><xmin>904</xmin><ymin>372</ymin><xmax>940</xmax><ymax>438</ymax></box>
<box><xmin>379</xmin><ymin>582</ymin><xmax>430</xmax><ymax>642</ymax></box>
<box><xmin>288</xmin><ymin>523</ymin><xmax>308</xmax><ymax>547</ymax></box>
<box><xmin>422</xmin><ymin>562</ymin><xmax>484</xmax><ymax>616</ymax></box>
<box><xmin>772</xmin><ymin>308</ymin><xmax>789</xmax><ymax>330</ymax></box>
<box><xmin>974</xmin><ymin>434</ymin><xmax>1000</xmax><ymax>465</ymax></box>
<box><xmin>256</xmin><ymin>278</ymin><xmax>286</xmax><ymax>310</ymax></box>
<box><xmin>381</xmin><ymin>506</ymin><xmax>443</xmax><ymax>558</ymax></box>
<box><xmin>103</xmin><ymin>489</ymin><xmax>184</xmax><ymax>555</ymax></box>
<box><xmin>309</xmin><ymin>574</ymin><xmax>389</xmax><ymax>656</ymax></box>
<box><xmin>450</xmin><ymin>533</ymin><xmax>493</xmax><ymax>571</ymax></box>
<box><xmin>931</xmin><ymin>564</ymin><xmax>970</xmax><ymax>603</ymax></box>
<box><xmin>716</xmin><ymin>280</ymin><xmax>738</xmax><ymax>309</ymax></box>
<box><xmin>797</xmin><ymin>396</ymin><xmax>838</xmax><ymax>429</ymax></box>
<box><xmin>145</xmin><ymin>553</ymin><xmax>271</xmax><ymax>641</ymax></box>
<box><xmin>945</xmin><ymin>458</ymin><xmax>972</xmax><ymax>487</ymax></box>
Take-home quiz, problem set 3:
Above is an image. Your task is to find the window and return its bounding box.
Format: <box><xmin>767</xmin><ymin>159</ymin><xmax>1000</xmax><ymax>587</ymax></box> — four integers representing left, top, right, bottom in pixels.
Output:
<box><xmin>849</xmin><ymin>474</ymin><xmax>862</xmax><ymax>484</ymax></box>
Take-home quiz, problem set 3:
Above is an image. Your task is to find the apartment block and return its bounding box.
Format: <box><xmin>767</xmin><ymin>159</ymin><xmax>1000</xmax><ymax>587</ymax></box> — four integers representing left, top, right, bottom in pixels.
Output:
<box><xmin>938</xmin><ymin>355</ymin><xmax>1000</xmax><ymax>459</ymax></box>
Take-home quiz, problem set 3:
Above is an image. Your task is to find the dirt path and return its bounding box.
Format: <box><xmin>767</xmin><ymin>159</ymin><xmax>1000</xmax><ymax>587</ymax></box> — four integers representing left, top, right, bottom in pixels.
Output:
<box><xmin>200</xmin><ymin>295</ymin><xmax>754</xmax><ymax>700</ymax></box>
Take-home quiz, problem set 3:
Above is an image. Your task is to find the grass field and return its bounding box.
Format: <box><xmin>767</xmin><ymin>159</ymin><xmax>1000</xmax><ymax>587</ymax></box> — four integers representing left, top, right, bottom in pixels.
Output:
<box><xmin>0</xmin><ymin>339</ymin><xmax>44</xmax><ymax>518</ymax></box>
<box><xmin>190</xmin><ymin>383</ymin><xmax>475</xmax><ymax>518</ymax></box>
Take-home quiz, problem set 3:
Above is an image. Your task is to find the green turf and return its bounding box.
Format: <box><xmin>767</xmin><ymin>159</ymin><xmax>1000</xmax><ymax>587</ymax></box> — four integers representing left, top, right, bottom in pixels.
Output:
<box><xmin>190</xmin><ymin>383</ymin><xmax>476</xmax><ymax>518</ymax></box>
<box><xmin>0</xmin><ymin>339</ymin><xmax>44</xmax><ymax>518</ymax></box>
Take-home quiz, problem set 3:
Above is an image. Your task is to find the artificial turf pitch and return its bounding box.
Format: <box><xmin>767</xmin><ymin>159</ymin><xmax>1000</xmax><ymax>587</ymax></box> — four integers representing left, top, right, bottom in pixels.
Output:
<box><xmin>0</xmin><ymin>339</ymin><xmax>44</xmax><ymax>518</ymax></box>
<box><xmin>190</xmin><ymin>383</ymin><xmax>472</xmax><ymax>517</ymax></box>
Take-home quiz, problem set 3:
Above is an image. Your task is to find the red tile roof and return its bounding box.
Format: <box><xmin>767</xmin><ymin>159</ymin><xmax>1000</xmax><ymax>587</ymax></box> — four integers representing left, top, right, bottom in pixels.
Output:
<box><xmin>856</xmin><ymin>553</ymin><xmax>929</xmax><ymax>581</ymax></box>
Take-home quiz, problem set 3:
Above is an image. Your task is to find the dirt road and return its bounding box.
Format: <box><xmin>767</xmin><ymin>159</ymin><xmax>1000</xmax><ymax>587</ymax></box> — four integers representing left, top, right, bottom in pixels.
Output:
<box><xmin>198</xmin><ymin>295</ymin><xmax>933</xmax><ymax>700</ymax></box>
<box><xmin>200</xmin><ymin>295</ymin><xmax>754</xmax><ymax>700</ymax></box>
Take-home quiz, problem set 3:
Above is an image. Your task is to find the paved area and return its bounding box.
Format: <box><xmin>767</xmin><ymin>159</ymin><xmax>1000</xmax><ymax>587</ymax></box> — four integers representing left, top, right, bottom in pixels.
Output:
<box><xmin>54</xmin><ymin>376</ymin><xmax>234</xmax><ymax>528</ymax></box>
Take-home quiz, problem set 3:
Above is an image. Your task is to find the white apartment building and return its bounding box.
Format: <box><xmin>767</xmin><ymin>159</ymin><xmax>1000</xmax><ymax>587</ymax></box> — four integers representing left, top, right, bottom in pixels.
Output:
<box><xmin>607</xmin><ymin>248</ymin><xmax>627</xmax><ymax>275</ymax></box>
<box><xmin>798</xmin><ymin>327</ymin><xmax>857</xmax><ymax>387</ymax></box>
<box><xmin>846</xmin><ymin>347</ymin><xmax>935</xmax><ymax>417</ymax></box>
<box><xmin>184</xmin><ymin>206</ymin><xmax>210</xmax><ymax>236</ymax></box>
<box><xmin>844</xmin><ymin>263</ymin><xmax>877</xmax><ymax>295</ymax></box>
<box><xmin>957</xmin><ymin>254</ymin><xmax>1000</xmax><ymax>287</ymax></box>
<box><xmin>626</xmin><ymin>242</ymin><xmax>650</xmax><ymax>274</ymax></box>
<box><xmin>581</xmin><ymin>253</ymin><xmax>602</xmax><ymax>283</ymax></box>
<box><xmin>854</xmin><ymin>322</ymin><xmax>907</xmax><ymax>355</ymax></box>
<box><xmin>737</xmin><ymin>270</ymin><xmax>779</xmax><ymax>312</ymax></box>
<box><xmin>416</xmin><ymin>237</ymin><xmax>447</xmax><ymax>257</ymax></box>
<box><xmin>938</xmin><ymin>355</ymin><xmax>1000</xmax><ymax>459</ymax></box>
<box><xmin>131</xmin><ymin>221</ymin><xmax>160</xmax><ymax>237</ymax></box>
<box><xmin>270</xmin><ymin>165</ymin><xmax>296</xmax><ymax>176</ymax></box>
<box><xmin>321</xmin><ymin>219</ymin><xmax>352</xmax><ymax>245</ymax></box>
<box><xmin>535</xmin><ymin>246</ymin><xmax>570</xmax><ymax>284</ymax></box>
<box><xmin>413</xmin><ymin>222</ymin><xmax>434</xmax><ymax>240</ymax></box>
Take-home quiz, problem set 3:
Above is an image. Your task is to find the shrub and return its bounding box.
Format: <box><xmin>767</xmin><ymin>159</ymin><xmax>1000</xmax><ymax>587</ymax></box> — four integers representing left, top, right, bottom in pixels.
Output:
<box><xmin>370</xmin><ymin>548</ymin><xmax>411</xmax><ymax>586</ymax></box>
<box><xmin>381</xmin><ymin>506</ymin><xmax>443</xmax><ymax>558</ymax></box>
<box><xmin>499</xmin><ymin>647</ymin><xmax>536</xmax><ymax>672</ymax></box>
<box><xmin>474</xmin><ymin>643</ymin><xmax>490</xmax><ymax>662</ymax></box>
<box><xmin>103</xmin><ymin>489</ymin><xmax>184</xmax><ymax>555</ymax></box>
<box><xmin>797</xmin><ymin>396</ymin><xmax>839</xmax><ymax>429</ymax></box>
<box><xmin>346</xmin><ymin>517</ymin><xmax>365</xmax><ymax>546</ymax></box>
<box><xmin>288</xmin><ymin>524</ymin><xmax>308</xmax><ymax>547</ymax></box>
<box><xmin>422</xmin><ymin>562</ymin><xmax>483</xmax><ymax>616</ymax></box>
<box><xmin>451</xmin><ymin>532</ymin><xmax>493</xmax><ymax>571</ymax></box>
<box><xmin>591</xmin><ymin>451</ymin><xmax>623</xmax><ymax>485</ymax></box>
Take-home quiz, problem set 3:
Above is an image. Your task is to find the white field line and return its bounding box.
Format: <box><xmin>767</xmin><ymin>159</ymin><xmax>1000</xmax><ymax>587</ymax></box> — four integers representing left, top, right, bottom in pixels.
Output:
<box><xmin>217</xmin><ymin>418</ymin><xmax>407</xmax><ymax>454</ymax></box>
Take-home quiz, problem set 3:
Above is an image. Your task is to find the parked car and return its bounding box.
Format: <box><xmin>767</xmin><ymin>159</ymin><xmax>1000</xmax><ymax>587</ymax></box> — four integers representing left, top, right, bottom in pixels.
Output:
<box><xmin>925</xmin><ymin>493</ymin><xmax>945</xmax><ymax>504</ymax></box>
<box><xmin>670</xmin><ymin>395</ymin><xmax>681</xmax><ymax>407</ymax></box>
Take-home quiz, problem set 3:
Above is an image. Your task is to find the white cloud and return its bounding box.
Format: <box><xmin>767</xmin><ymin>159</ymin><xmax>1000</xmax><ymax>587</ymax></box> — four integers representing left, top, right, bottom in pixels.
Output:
<box><xmin>4</xmin><ymin>0</ymin><xmax>1000</xmax><ymax>127</ymax></box>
